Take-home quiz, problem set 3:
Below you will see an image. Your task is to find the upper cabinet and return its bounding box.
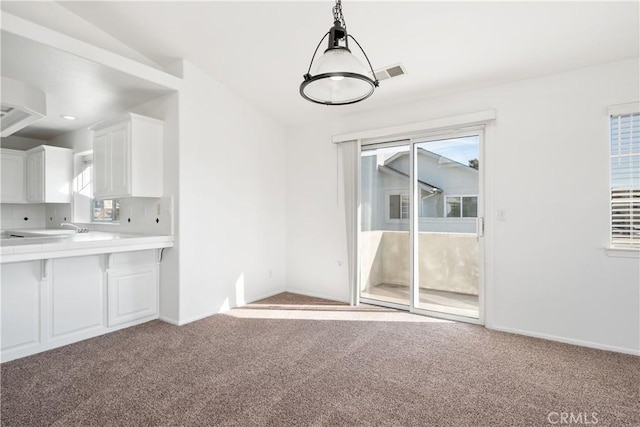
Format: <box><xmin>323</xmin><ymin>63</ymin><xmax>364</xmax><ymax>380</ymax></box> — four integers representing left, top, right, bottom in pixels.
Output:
<box><xmin>1</xmin><ymin>146</ymin><xmax>72</xmax><ymax>204</ymax></box>
<box><xmin>91</xmin><ymin>113</ymin><xmax>163</xmax><ymax>199</ymax></box>
<box><xmin>0</xmin><ymin>149</ymin><xmax>26</xmax><ymax>203</ymax></box>
<box><xmin>25</xmin><ymin>145</ymin><xmax>73</xmax><ymax>203</ymax></box>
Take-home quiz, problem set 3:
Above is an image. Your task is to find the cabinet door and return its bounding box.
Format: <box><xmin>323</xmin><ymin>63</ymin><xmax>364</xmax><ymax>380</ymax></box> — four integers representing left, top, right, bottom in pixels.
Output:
<box><xmin>26</xmin><ymin>149</ymin><xmax>45</xmax><ymax>202</ymax></box>
<box><xmin>48</xmin><ymin>256</ymin><xmax>104</xmax><ymax>341</ymax></box>
<box><xmin>109</xmin><ymin>123</ymin><xmax>131</xmax><ymax>197</ymax></box>
<box><xmin>0</xmin><ymin>151</ymin><xmax>26</xmax><ymax>203</ymax></box>
<box><xmin>43</xmin><ymin>147</ymin><xmax>73</xmax><ymax>203</ymax></box>
<box><xmin>1</xmin><ymin>261</ymin><xmax>41</xmax><ymax>353</ymax></box>
<box><xmin>93</xmin><ymin>131</ymin><xmax>110</xmax><ymax>198</ymax></box>
<box><xmin>107</xmin><ymin>266</ymin><xmax>157</xmax><ymax>326</ymax></box>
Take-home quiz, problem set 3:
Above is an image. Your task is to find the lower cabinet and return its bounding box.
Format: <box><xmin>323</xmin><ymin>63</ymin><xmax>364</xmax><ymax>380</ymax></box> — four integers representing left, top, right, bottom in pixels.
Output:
<box><xmin>49</xmin><ymin>256</ymin><xmax>104</xmax><ymax>344</ymax></box>
<box><xmin>107</xmin><ymin>251</ymin><xmax>158</xmax><ymax>327</ymax></box>
<box><xmin>0</xmin><ymin>250</ymin><xmax>160</xmax><ymax>362</ymax></box>
<box><xmin>1</xmin><ymin>261</ymin><xmax>41</xmax><ymax>354</ymax></box>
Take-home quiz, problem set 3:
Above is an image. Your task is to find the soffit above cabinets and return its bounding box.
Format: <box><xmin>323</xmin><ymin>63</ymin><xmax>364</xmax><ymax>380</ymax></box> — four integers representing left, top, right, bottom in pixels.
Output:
<box><xmin>0</xmin><ymin>31</ymin><xmax>173</xmax><ymax>142</ymax></box>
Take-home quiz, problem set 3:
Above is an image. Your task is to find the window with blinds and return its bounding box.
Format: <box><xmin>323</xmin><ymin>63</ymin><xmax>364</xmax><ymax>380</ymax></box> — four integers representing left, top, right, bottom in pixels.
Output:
<box><xmin>610</xmin><ymin>112</ymin><xmax>640</xmax><ymax>248</ymax></box>
<box><xmin>389</xmin><ymin>193</ymin><xmax>410</xmax><ymax>220</ymax></box>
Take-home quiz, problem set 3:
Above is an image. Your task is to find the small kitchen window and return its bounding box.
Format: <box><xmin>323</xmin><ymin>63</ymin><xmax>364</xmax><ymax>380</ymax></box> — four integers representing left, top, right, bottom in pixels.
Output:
<box><xmin>92</xmin><ymin>199</ymin><xmax>120</xmax><ymax>222</ymax></box>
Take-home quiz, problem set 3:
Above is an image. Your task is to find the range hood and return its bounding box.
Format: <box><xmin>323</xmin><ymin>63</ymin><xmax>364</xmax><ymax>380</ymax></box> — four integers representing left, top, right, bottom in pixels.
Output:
<box><xmin>1</xmin><ymin>76</ymin><xmax>46</xmax><ymax>137</ymax></box>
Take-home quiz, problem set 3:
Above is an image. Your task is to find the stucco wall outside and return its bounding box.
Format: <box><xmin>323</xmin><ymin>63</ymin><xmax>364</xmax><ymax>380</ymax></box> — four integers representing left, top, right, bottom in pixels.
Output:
<box><xmin>361</xmin><ymin>230</ymin><xmax>479</xmax><ymax>295</ymax></box>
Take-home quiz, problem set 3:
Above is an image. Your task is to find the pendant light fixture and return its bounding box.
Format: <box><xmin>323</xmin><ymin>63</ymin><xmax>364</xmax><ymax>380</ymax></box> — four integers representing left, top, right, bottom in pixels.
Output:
<box><xmin>300</xmin><ymin>0</ymin><xmax>379</xmax><ymax>105</ymax></box>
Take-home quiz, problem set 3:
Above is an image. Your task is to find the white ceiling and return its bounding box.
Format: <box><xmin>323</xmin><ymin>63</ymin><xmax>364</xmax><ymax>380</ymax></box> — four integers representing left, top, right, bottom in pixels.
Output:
<box><xmin>3</xmin><ymin>1</ymin><xmax>640</xmax><ymax>129</ymax></box>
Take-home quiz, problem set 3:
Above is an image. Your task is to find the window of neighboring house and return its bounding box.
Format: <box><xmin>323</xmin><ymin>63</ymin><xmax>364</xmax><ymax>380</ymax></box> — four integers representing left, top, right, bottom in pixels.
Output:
<box><xmin>445</xmin><ymin>196</ymin><xmax>478</xmax><ymax>218</ymax></box>
<box><xmin>73</xmin><ymin>152</ymin><xmax>119</xmax><ymax>223</ymax></box>
<box><xmin>610</xmin><ymin>109</ymin><xmax>640</xmax><ymax>249</ymax></box>
<box><xmin>388</xmin><ymin>193</ymin><xmax>410</xmax><ymax>220</ymax></box>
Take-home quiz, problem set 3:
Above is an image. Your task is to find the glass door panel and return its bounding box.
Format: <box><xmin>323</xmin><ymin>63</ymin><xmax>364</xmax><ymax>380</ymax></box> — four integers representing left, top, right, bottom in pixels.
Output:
<box><xmin>413</xmin><ymin>135</ymin><xmax>481</xmax><ymax>319</ymax></box>
<box><xmin>360</xmin><ymin>142</ymin><xmax>411</xmax><ymax>306</ymax></box>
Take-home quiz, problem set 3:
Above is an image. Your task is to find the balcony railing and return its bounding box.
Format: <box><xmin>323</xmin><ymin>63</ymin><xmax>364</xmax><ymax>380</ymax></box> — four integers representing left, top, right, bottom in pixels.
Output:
<box><xmin>361</xmin><ymin>230</ymin><xmax>479</xmax><ymax>295</ymax></box>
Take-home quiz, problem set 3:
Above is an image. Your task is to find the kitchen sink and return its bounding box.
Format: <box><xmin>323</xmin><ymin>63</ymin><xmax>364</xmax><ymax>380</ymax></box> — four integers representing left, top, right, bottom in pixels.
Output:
<box><xmin>5</xmin><ymin>229</ymin><xmax>78</xmax><ymax>238</ymax></box>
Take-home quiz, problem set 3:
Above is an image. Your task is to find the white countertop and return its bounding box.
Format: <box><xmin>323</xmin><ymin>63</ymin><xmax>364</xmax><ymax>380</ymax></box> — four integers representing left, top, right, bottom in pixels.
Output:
<box><xmin>1</xmin><ymin>231</ymin><xmax>174</xmax><ymax>263</ymax></box>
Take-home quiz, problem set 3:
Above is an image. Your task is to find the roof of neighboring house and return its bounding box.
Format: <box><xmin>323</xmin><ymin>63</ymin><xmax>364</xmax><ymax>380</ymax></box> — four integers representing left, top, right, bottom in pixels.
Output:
<box><xmin>384</xmin><ymin>148</ymin><xmax>479</xmax><ymax>173</ymax></box>
<box><xmin>377</xmin><ymin>165</ymin><xmax>442</xmax><ymax>194</ymax></box>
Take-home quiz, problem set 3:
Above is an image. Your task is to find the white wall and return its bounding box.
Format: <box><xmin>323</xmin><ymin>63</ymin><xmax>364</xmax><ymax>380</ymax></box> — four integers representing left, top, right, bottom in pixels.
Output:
<box><xmin>47</xmin><ymin>129</ymin><xmax>91</xmax><ymax>152</ymax></box>
<box><xmin>130</xmin><ymin>93</ymin><xmax>180</xmax><ymax>323</ymax></box>
<box><xmin>285</xmin><ymin>57</ymin><xmax>640</xmax><ymax>354</ymax></box>
<box><xmin>0</xmin><ymin>135</ymin><xmax>52</xmax><ymax>150</ymax></box>
<box><xmin>177</xmin><ymin>61</ymin><xmax>286</xmax><ymax>324</ymax></box>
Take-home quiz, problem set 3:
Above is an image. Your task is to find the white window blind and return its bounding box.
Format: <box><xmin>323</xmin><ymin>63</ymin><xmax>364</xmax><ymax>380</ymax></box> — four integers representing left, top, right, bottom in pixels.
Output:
<box><xmin>389</xmin><ymin>193</ymin><xmax>409</xmax><ymax>220</ymax></box>
<box><xmin>610</xmin><ymin>112</ymin><xmax>640</xmax><ymax>248</ymax></box>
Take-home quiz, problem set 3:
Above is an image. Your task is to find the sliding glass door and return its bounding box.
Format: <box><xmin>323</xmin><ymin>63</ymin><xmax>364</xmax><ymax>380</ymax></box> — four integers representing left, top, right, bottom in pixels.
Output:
<box><xmin>359</xmin><ymin>131</ymin><xmax>483</xmax><ymax>322</ymax></box>
<box><xmin>360</xmin><ymin>141</ymin><xmax>411</xmax><ymax>307</ymax></box>
<box><xmin>412</xmin><ymin>133</ymin><xmax>482</xmax><ymax>320</ymax></box>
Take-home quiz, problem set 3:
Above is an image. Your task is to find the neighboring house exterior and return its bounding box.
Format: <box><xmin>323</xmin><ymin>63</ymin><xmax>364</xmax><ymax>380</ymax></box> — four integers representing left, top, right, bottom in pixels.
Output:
<box><xmin>361</xmin><ymin>148</ymin><xmax>479</xmax><ymax>233</ymax></box>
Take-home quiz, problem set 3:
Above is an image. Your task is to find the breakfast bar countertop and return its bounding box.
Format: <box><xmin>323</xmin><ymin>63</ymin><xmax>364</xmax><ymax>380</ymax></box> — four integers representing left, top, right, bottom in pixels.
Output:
<box><xmin>0</xmin><ymin>231</ymin><xmax>174</xmax><ymax>263</ymax></box>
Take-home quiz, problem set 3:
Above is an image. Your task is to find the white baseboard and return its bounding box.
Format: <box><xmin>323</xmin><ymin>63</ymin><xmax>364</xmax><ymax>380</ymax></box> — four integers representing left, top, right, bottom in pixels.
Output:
<box><xmin>175</xmin><ymin>288</ymin><xmax>287</xmax><ymax>326</ymax></box>
<box><xmin>158</xmin><ymin>315</ymin><xmax>179</xmax><ymax>326</ymax></box>
<box><xmin>489</xmin><ymin>324</ymin><xmax>640</xmax><ymax>356</ymax></box>
<box><xmin>285</xmin><ymin>288</ymin><xmax>350</xmax><ymax>304</ymax></box>
<box><xmin>1</xmin><ymin>315</ymin><xmax>159</xmax><ymax>363</ymax></box>
<box><xmin>245</xmin><ymin>288</ymin><xmax>287</xmax><ymax>304</ymax></box>
<box><xmin>176</xmin><ymin>310</ymin><xmax>219</xmax><ymax>326</ymax></box>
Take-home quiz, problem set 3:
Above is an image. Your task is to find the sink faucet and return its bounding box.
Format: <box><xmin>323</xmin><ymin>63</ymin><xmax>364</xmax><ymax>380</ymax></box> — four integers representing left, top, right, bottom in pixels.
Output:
<box><xmin>60</xmin><ymin>223</ymin><xmax>89</xmax><ymax>233</ymax></box>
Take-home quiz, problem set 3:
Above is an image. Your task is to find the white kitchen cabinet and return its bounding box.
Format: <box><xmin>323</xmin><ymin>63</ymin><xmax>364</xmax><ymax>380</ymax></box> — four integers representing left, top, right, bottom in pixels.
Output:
<box><xmin>25</xmin><ymin>145</ymin><xmax>73</xmax><ymax>203</ymax></box>
<box><xmin>0</xmin><ymin>261</ymin><xmax>42</xmax><ymax>354</ymax></box>
<box><xmin>107</xmin><ymin>250</ymin><xmax>158</xmax><ymax>327</ymax></box>
<box><xmin>26</xmin><ymin>147</ymin><xmax>43</xmax><ymax>202</ymax></box>
<box><xmin>91</xmin><ymin>113</ymin><xmax>163</xmax><ymax>199</ymax></box>
<box><xmin>1</xmin><ymin>249</ymin><xmax>161</xmax><ymax>362</ymax></box>
<box><xmin>0</xmin><ymin>149</ymin><xmax>26</xmax><ymax>203</ymax></box>
<box><xmin>48</xmin><ymin>256</ymin><xmax>104</xmax><ymax>343</ymax></box>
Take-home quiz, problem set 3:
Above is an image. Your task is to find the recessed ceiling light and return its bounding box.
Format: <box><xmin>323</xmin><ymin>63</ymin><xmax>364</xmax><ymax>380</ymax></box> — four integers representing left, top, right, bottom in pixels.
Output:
<box><xmin>61</xmin><ymin>115</ymin><xmax>76</xmax><ymax>120</ymax></box>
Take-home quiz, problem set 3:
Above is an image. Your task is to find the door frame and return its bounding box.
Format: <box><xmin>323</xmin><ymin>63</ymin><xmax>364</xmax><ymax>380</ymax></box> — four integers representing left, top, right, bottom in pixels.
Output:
<box><xmin>357</xmin><ymin>128</ymin><xmax>486</xmax><ymax>326</ymax></box>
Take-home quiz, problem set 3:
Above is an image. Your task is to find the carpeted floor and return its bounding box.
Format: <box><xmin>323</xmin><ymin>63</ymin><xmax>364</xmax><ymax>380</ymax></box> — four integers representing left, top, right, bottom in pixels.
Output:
<box><xmin>1</xmin><ymin>293</ymin><xmax>638</xmax><ymax>426</ymax></box>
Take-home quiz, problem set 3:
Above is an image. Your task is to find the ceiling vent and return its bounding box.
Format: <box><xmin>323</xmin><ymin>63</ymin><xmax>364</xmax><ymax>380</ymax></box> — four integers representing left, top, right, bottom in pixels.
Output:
<box><xmin>1</xmin><ymin>77</ymin><xmax>46</xmax><ymax>137</ymax></box>
<box><xmin>373</xmin><ymin>63</ymin><xmax>407</xmax><ymax>81</ymax></box>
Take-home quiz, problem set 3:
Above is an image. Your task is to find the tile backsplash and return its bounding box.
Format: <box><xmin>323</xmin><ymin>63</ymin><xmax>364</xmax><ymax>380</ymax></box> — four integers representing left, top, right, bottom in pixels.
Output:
<box><xmin>1</xmin><ymin>196</ymin><xmax>173</xmax><ymax>236</ymax></box>
<box><xmin>0</xmin><ymin>204</ymin><xmax>46</xmax><ymax>230</ymax></box>
<box><xmin>45</xmin><ymin>203</ymin><xmax>73</xmax><ymax>229</ymax></box>
<box><xmin>84</xmin><ymin>197</ymin><xmax>174</xmax><ymax>235</ymax></box>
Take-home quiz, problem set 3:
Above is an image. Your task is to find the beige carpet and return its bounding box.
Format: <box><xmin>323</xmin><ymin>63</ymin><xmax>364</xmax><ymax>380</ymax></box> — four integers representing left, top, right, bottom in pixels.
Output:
<box><xmin>1</xmin><ymin>293</ymin><xmax>638</xmax><ymax>426</ymax></box>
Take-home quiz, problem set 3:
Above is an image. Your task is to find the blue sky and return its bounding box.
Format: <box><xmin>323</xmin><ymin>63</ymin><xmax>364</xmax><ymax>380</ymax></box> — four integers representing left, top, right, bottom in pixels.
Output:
<box><xmin>419</xmin><ymin>135</ymin><xmax>479</xmax><ymax>166</ymax></box>
<box><xmin>361</xmin><ymin>135</ymin><xmax>479</xmax><ymax>167</ymax></box>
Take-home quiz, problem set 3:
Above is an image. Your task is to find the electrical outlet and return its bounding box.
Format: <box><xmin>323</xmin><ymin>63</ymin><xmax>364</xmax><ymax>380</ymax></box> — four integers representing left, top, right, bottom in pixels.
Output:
<box><xmin>497</xmin><ymin>209</ymin><xmax>507</xmax><ymax>221</ymax></box>
<box><xmin>156</xmin><ymin>204</ymin><xmax>161</xmax><ymax>216</ymax></box>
